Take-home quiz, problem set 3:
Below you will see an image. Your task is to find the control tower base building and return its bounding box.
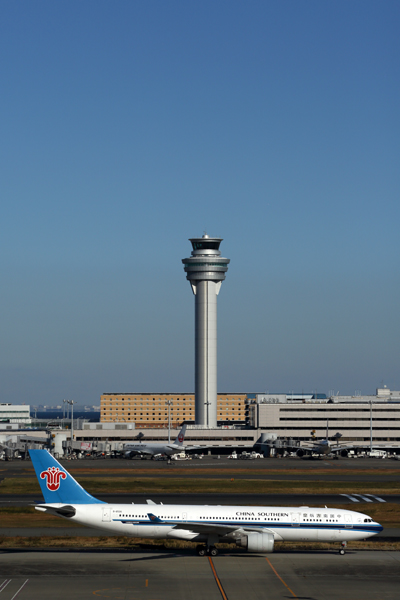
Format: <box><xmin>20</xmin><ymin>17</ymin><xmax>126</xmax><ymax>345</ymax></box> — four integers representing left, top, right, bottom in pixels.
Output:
<box><xmin>182</xmin><ymin>235</ymin><xmax>230</xmax><ymax>428</ymax></box>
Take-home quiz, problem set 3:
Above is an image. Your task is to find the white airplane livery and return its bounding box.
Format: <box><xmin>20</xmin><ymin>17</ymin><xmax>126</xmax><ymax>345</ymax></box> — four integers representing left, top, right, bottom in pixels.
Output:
<box><xmin>29</xmin><ymin>450</ymin><xmax>382</xmax><ymax>556</ymax></box>
<box><xmin>123</xmin><ymin>424</ymin><xmax>189</xmax><ymax>459</ymax></box>
<box><xmin>296</xmin><ymin>421</ymin><xmax>353</xmax><ymax>458</ymax></box>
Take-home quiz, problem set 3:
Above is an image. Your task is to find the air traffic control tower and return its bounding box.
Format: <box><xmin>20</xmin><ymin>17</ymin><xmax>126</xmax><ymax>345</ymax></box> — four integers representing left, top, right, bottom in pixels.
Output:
<box><xmin>182</xmin><ymin>235</ymin><xmax>230</xmax><ymax>427</ymax></box>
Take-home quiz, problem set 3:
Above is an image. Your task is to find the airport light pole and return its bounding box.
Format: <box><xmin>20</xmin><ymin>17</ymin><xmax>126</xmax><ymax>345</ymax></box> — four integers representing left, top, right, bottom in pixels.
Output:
<box><xmin>63</xmin><ymin>400</ymin><xmax>75</xmax><ymax>455</ymax></box>
<box><xmin>205</xmin><ymin>401</ymin><xmax>211</xmax><ymax>429</ymax></box>
<box><xmin>370</xmin><ymin>399</ymin><xmax>373</xmax><ymax>453</ymax></box>
<box><xmin>166</xmin><ymin>400</ymin><xmax>172</xmax><ymax>443</ymax></box>
<box><xmin>63</xmin><ymin>399</ymin><xmax>68</xmax><ymax>421</ymax></box>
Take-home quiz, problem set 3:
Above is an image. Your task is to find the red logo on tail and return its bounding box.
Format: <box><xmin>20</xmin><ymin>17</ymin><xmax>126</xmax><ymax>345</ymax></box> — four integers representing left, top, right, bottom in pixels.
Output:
<box><xmin>40</xmin><ymin>467</ymin><xmax>67</xmax><ymax>491</ymax></box>
<box><xmin>178</xmin><ymin>434</ymin><xmax>184</xmax><ymax>443</ymax></box>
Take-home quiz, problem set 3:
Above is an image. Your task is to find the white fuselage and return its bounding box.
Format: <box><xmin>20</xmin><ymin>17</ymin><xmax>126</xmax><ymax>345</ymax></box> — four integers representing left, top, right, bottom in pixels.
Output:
<box><xmin>40</xmin><ymin>503</ymin><xmax>382</xmax><ymax>544</ymax></box>
<box><xmin>312</xmin><ymin>440</ymin><xmax>331</xmax><ymax>455</ymax></box>
<box><xmin>123</xmin><ymin>443</ymin><xmax>182</xmax><ymax>457</ymax></box>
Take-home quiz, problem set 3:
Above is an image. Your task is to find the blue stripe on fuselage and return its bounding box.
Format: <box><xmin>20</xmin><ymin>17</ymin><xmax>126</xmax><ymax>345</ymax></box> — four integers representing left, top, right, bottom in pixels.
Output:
<box><xmin>112</xmin><ymin>518</ymin><xmax>382</xmax><ymax>534</ymax></box>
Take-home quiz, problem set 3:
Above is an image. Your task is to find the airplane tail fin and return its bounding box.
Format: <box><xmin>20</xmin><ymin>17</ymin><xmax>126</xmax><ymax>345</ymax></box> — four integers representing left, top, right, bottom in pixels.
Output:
<box><xmin>29</xmin><ymin>449</ymin><xmax>104</xmax><ymax>504</ymax></box>
<box><xmin>173</xmin><ymin>423</ymin><xmax>187</xmax><ymax>446</ymax></box>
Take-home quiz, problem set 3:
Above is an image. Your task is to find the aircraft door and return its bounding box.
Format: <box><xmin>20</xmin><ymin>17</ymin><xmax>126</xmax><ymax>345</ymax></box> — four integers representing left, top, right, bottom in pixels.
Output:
<box><xmin>182</xmin><ymin>512</ymin><xmax>187</xmax><ymax>522</ymax></box>
<box><xmin>291</xmin><ymin>513</ymin><xmax>301</xmax><ymax>527</ymax></box>
<box><xmin>102</xmin><ymin>508</ymin><xmax>111</xmax><ymax>522</ymax></box>
<box><xmin>345</xmin><ymin>514</ymin><xmax>353</xmax><ymax>528</ymax></box>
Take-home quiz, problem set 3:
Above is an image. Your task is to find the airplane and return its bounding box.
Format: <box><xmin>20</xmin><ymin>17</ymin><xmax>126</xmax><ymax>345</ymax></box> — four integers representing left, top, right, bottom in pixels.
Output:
<box><xmin>296</xmin><ymin>436</ymin><xmax>334</xmax><ymax>458</ymax></box>
<box><xmin>122</xmin><ymin>424</ymin><xmax>192</xmax><ymax>460</ymax></box>
<box><xmin>295</xmin><ymin>421</ymin><xmax>353</xmax><ymax>458</ymax></box>
<box><xmin>28</xmin><ymin>449</ymin><xmax>382</xmax><ymax>556</ymax></box>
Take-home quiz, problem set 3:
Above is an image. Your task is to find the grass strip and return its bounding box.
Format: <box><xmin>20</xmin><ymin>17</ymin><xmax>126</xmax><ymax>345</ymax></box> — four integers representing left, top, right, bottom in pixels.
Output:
<box><xmin>1</xmin><ymin>476</ymin><xmax>400</xmax><ymax>495</ymax></box>
<box><xmin>0</xmin><ymin>507</ymin><xmax>80</xmax><ymax>527</ymax></box>
<box><xmin>21</xmin><ymin>466</ymin><xmax>400</xmax><ymax>476</ymax></box>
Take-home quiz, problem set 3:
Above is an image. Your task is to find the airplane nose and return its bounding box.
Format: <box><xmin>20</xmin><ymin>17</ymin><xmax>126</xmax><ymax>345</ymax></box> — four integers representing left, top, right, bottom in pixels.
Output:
<box><xmin>376</xmin><ymin>522</ymin><xmax>384</xmax><ymax>533</ymax></box>
<box><xmin>369</xmin><ymin>521</ymin><xmax>384</xmax><ymax>535</ymax></box>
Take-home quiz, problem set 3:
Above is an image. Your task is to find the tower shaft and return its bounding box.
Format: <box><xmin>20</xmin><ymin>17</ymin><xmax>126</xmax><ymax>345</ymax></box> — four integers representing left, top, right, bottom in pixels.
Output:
<box><xmin>194</xmin><ymin>280</ymin><xmax>218</xmax><ymax>427</ymax></box>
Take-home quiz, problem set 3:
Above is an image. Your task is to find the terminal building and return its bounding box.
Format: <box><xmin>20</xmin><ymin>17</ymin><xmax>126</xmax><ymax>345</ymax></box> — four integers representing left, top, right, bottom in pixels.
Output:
<box><xmin>8</xmin><ymin>388</ymin><xmax>400</xmax><ymax>456</ymax></box>
<box><xmin>0</xmin><ymin>403</ymin><xmax>31</xmax><ymax>426</ymax></box>
<box><xmin>100</xmin><ymin>393</ymin><xmax>247</xmax><ymax>427</ymax></box>
<box><xmin>248</xmin><ymin>387</ymin><xmax>400</xmax><ymax>442</ymax></box>
<box><xmin>98</xmin><ymin>388</ymin><xmax>400</xmax><ymax>447</ymax></box>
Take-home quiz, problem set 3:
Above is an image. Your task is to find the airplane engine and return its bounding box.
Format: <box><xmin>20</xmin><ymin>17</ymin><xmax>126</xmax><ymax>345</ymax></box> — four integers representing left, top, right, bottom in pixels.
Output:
<box><xmin>236</xmin><ymin>532</ymin><xmax>274</xmax><ymax>553</ymax></box>
<box><xmin>296</xmin><ymin>448</ymin><xmax>305</xmax><ymax>458</ymax></box>
<box><xmin>340</xmin><ymin>449</ymin><xmax>348</xmax><ymax>457</ymax></box>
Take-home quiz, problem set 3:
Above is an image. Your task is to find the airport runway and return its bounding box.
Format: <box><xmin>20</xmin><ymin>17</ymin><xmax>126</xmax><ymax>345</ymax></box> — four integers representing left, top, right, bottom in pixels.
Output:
<box><xmin>0</xmin><ymin>549</ymin><xmax>399</xmax><ymax>600</ymax></box>
<box><xmin>2</xmin><ymin>455</ymin><xmax>400</xmax><ymax>482</ymax></box>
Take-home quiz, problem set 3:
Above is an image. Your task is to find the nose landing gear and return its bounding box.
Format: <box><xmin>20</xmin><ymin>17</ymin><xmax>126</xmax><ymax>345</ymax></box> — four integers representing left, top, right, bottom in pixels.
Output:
<box><xmin>339</xmin><ymin>541</ymin><xmax>347</xmax><ymax>555</ymax></box>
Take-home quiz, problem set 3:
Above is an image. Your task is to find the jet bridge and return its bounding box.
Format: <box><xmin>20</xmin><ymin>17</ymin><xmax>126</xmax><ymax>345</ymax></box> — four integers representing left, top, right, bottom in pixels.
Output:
<box><xmin>253</xmin><ymin>433</ymin><xmax>301</xmax><ymax>457</ymax></box>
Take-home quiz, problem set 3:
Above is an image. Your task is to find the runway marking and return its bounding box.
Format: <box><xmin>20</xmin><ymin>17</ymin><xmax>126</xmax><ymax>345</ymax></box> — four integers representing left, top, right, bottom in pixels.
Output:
<box><xmin>208</xmin><ymin>557</ymin><xmax>228</xmax><ymax>600</ymax></box>
<box><xmin>353</xmin><ymin>494</ymin><xmax>373</xmax><ymax>502</ymax></box>
<box><xmin>10</xmin><ymin>580</ymin><xmax>29</xmax><ymax>600</ymax></box>
<box><xmin>365</xmin><ymin>494</ymin><xmax>386</xmax><ymax>503</ymax></box>
<box><xmin>0</xmin><ymin>580</ymin><xmax>11</xmax><ymax>593</ymax></box>
<box><xmin>341</xmin><ymin>493</ymin><xmax>387</xmax><ymax>503</ymax></box>
<box><xmin>340</xmin><ymin>494</ymin><xmax>360</xmax><ymax>502</ymax></box>
<box><xmin>265</xmin><ymin>557</ymin><xmax>297</xmax><ymax>598</ymax></box>
<box><xmin>93</xmin><ymin>587</ymin><xmax>160</xmax><ymax>599</ymax></box>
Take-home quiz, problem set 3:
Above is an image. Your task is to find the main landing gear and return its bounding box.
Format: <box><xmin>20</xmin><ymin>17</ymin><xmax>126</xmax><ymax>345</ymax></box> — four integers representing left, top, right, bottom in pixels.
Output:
<box><xmin>196</xmin><ymin>545</ymin><xmax>218</xmax><ymax>557</ymax></box>
<box><xmin>339</xmin><ymin>541</ymin><xmax>347</xmax><ymax>555</ymax></box>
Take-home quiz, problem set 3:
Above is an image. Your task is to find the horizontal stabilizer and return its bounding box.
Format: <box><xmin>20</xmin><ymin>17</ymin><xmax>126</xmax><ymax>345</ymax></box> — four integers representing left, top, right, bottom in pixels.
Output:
<box><xmin>35</xmin><ymin>504</ymin><xmax>76</xmax><ymax>518</ymax></box>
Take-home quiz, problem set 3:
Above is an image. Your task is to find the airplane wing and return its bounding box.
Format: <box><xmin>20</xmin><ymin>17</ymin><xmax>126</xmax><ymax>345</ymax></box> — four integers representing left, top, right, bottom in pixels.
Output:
<box><xmin>146</xmin><ymin>513</ymin><xmax>271</xmax><ymax>537</ymax></box>
<box><xmin>329</xmin><ymin>444</ymin><xmax>356</xmax><ymax>456</ymax></box>
<box><xmin>181</xmin><ymin>445</ymin><xmax>210</xmax><ymax>453</ymax></box>
<box><xmin>125</xmin><ymin>448</ymin><xmax>154</xmax><ymax>456</ymax></box>
<box><xmin>165</xmin><ymin>444</ymin><xmax>209</xmax><ymax>454</ymax></box>
<box><xmin>171</xmin><ymin>521</ymin><xmax>268</xmax><ymax>536</ymax></box>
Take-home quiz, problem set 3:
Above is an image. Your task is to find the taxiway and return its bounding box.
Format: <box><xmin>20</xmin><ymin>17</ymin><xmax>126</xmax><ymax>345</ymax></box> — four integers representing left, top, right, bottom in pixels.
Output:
<box><xmin>0</xmin><ymin>549</ymin><xmax>399</xmax><ymax>600</ymax></box>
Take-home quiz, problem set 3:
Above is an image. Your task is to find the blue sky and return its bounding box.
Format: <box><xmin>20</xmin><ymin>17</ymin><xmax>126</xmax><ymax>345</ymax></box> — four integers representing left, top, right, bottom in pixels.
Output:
<box><xmin>1</xmin><ymin>1</ymin><xmax>399</xmax><ymax>405</ymax></box>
